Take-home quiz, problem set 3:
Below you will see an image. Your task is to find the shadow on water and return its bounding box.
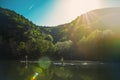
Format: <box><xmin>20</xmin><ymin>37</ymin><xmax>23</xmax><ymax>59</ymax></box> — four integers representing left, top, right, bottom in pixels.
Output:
<box><xmin>0</xmin><ymin>61</ymin><xmax>120</xmax><ymax>80</ymax></box>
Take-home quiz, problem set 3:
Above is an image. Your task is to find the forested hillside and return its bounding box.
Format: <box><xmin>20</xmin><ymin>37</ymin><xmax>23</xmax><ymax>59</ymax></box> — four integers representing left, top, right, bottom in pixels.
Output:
<box><xmin>45</xmin><ymin>8</ymin><xmax>120</xmax><ymax>61</ymax></box>
<box><xmin>0</xmin><ymin>7</ymin><xmax>55</xmax><ymax>60</ymax></box>
<box><xmin>1</xmin><ymin>7</ymin><xmax>120</xmax><ymax>61</ymax></box>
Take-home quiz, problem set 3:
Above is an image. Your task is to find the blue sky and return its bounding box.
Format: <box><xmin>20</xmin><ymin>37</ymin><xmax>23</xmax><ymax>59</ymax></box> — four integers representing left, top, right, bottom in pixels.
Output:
<box><xmin>0</xmin><ymin>0</ymin><xmax>120</xmax><ymax>26</ymax></box>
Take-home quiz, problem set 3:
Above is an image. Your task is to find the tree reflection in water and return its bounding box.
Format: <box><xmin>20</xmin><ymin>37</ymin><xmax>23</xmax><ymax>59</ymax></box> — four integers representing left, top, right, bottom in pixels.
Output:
<box><xmin>0</xmin><ymin>61</ymin><xmax>120</xmax><ymax>80</ymax></box>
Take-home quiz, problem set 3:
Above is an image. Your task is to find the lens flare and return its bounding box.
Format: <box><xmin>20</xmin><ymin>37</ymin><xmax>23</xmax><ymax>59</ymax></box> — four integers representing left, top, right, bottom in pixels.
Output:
<box><xmin>31</xmin><ymin>72</ymin><xmax>39</xmax><ymax>80</ymax></box>
<box><xmin>38</xmin><ymin>57</ymin><xmax>51</xmax><ymax>69</ymax></box>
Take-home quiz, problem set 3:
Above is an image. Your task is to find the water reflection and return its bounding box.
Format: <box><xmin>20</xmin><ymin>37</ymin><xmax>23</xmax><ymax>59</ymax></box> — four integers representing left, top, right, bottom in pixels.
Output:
<box><xmin>0</xmin><ymin>61</ymin><xmax>120</xmax><ymax>80</ymax></box>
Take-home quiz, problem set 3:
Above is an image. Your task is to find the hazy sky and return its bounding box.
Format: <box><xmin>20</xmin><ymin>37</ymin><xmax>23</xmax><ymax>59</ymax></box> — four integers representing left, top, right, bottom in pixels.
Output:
<box><xmin>0</xmin><ymin>0</ymin><xmax>120</xmax><ymax>26</ymax></box>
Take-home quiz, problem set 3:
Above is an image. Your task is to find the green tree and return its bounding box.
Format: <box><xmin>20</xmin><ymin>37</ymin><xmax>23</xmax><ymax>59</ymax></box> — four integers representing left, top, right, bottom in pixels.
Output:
<box><xmin>55</xmin><ymin>40</ymin><xmax>73</xmax><ymax>59</ymax></box>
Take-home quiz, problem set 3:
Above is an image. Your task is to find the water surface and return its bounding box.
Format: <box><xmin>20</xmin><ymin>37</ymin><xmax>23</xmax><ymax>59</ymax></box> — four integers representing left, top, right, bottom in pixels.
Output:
<box><xmin>0</xmin><ymin>61</ymin><xmax>120</xmax><ymax>80</ymax></box>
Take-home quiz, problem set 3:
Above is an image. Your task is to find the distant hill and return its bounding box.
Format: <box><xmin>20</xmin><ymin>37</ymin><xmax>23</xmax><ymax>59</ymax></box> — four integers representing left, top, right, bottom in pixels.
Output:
<box><xmin>73</xmin><ymin>7</ymin><xmax>120</xmax><ymax>31</ymax></box>
<box><xmin>47</xmin><ymin>7</ymin><xmax>120</xmax><ymax>41</ymax></box>
<box><xmin>47</xmin><ymin>7</ymin><xmax>120</xmax><ymax>61</ymax></box>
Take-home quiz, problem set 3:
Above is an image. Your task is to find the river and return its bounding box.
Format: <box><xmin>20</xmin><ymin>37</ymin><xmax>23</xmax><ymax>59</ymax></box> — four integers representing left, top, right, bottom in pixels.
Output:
<box><xmin>0</xmin><ymin>60</ymin><xmax>120</xmax><ymax>80</ymax></box>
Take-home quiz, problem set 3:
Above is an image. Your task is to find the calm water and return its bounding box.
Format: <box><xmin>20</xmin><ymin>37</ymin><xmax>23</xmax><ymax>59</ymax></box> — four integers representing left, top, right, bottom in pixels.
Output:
<box><xmin>0</xmin><ymin>61</ymin><xmax>120</xmax><ymax>80</ymax></box>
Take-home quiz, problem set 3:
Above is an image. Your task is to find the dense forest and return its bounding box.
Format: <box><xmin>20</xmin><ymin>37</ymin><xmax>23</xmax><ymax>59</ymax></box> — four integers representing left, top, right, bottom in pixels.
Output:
<box><xmin>0</xmin><ymin>7</ymin><xmax>120</xmax><ymax>61</ymax></box>
<box><xmin>0</xmin><ymin>7</ymin><xmax>55</xmax><ymax>60</ymax></box>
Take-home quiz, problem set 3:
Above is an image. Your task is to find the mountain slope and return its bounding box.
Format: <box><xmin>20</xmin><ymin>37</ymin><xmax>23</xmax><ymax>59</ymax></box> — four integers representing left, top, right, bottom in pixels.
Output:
<box><xmin>74</xmin><ymin>7</ymin><xmax>120</xmax><ymax>31</ymax></box>
<box><xmin>0</xmin><ymin>7</ymin><xmax>55</xmax><ymax>60</ymax></box>
<box><xmin>1</xmin><ymin>7</ymin><xmax>120</xmax><ymax>61</ymax></box>
<box><xmin>47</xmin><ymin>7</ymin><xmax>120</xmax><ymax>61</ymax></box>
